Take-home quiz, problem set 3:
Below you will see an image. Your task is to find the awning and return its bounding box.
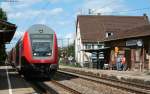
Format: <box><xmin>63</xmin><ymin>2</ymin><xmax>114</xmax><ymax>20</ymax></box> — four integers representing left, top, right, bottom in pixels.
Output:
<box><xmin>0</xmin><ymin>20</ymin><xmax>17</xmax><ymax>43</ymax></box>
<box><xmin>0</xmin><ymin>30</ymin><xmax>16</xmax><ymax>43</ymax></box>
<box><xmin>81</xmin><ymin>47</ymin><xmax>110</xmax><ymax>53</ymax></box>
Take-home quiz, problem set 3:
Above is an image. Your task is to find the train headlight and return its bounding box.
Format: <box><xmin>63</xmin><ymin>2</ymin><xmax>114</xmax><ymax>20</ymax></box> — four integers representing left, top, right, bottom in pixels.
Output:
<box><xmin>47</xmin><ymin>53</ymin><xmax>51</xmax><ymax>56</ymax></box>
<box><xmin>33</xmin><ymin>53</ymin><xmax>37</xmax><ymax>56</ymax></box>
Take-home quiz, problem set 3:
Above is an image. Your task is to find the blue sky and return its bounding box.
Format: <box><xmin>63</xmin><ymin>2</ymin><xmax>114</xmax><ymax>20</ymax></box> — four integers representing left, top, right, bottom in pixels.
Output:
<box><xmin>0</xmin><ymin>0</ymin><xmax>150</xmax><ymax>51</ymax></box>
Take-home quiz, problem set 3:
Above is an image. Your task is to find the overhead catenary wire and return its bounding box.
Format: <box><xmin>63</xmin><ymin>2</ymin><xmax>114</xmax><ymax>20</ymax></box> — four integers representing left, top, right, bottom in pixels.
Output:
<box><xmin>31</xmin><ymin>1</ymin><xmax>50</xmax><ymax>24</ymax></box>
<box><xmin>98</xmin><ymin>0</ymin><xmax>118</xmax><ymax>10</ymax></box>
<box><xmin>101</xmin><ymin>6</ymin><xmax>150</xmax><ymax>14</ymax></box>
<box><xmin>88</xmin><ymin>0</ymin><xmax>117</xmax><ymax>14</ymax></box>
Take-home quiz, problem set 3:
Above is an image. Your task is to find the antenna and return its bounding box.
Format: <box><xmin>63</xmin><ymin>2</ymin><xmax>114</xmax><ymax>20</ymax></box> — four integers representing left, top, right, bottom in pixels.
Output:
<box><xmin>88</xmin><ymin>9</ymin><xmax>101</xmax><ymax>15</ymax></box>
<box><xmin>77</xmin><ymin>8</ymin><xmax>83</xmax><ymax>15</ymax></box>
<box><xmin>88</xmin><ymin>9</ymin><xmax>92</xmax><ymax>14</ymax></box>
<box><xmin>88</xmin><ymin>9</ymin><xmax>96</xmax><ymax>15</ymax></box>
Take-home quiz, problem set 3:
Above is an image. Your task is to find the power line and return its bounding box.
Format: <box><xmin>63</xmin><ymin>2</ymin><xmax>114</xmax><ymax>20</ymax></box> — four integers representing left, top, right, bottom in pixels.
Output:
<box><xmin>0</xmin><ymin>0</ymin><xmax>18</xmax><ymax>3</ymax></box>
<box><xmin>101</xmin><ymin>7</ymin><xmax>150</xmax><ymax>14</ymax></box>
<box><xmin>31</xmin><ymin>1</ymin><xmax>50</xmax><ymax>24</ymax></box>
<box><xmin>98</xmin><ymin>0</ymin><xmax>117</xmax><ymax>10</ymax></box>
<box><xmin>88</xmin><ymin>0</ymin><xmax>117</xmax><ymax>14</ymax></box>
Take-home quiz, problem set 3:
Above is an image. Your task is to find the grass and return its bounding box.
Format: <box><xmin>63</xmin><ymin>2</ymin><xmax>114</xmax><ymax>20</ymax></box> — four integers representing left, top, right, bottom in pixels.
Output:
<box><xmin>59</xmin><ymin>61</ymin><xmax>81</xmax><ymax>68</ymax></box>
<box><xmin>143</xmin><ymin>70</ymin><xmax>150</xmax><ymax>75</ymax></box>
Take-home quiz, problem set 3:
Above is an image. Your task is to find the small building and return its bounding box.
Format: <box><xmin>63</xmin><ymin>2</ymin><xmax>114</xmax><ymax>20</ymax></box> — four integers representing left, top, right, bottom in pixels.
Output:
<box><xmin>75</xmin><ymin>14</ymin><xmax>150</xmax><ymax>71</ymax></box>
<box><xmin>0</xmin><ymin>19</ymin><xmax>17</xmax><ymax>62</ymax></box>
<box><xmin>105</xmin><ymin>25</ymin><xmax>150</xmax><ymax>71</ymax></box>
<box><xmin>0</xmin><ymin>19</ymin><xmax>17</xmax><ymax>43</ymax></box>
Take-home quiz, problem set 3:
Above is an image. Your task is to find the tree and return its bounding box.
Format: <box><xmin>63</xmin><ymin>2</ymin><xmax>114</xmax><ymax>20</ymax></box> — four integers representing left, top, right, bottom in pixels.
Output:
<box><xmin>0</xmin><ymin>8</ymin><xmax>8</xmax><ymax>63</ymax></box>
<box><xmin>0</xmin><ymin>8</ymin><xmax>7</xmax><ymax>21</ymax></box>
<box><xmin>67</xmin><ymin>43</ymin><xmax>75</xmax><ymax>57</ymax></box>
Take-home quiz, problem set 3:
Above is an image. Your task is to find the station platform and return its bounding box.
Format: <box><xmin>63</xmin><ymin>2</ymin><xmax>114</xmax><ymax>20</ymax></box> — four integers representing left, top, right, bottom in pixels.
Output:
<box><xmin>0</xmin><ymin>65</ymin><xmax>36</xmax><ymax>94</ymax></box>
<box><xmin>59</xmin><ymin>65</ymin><xmax>150</xmax><ymax>85</ymax></box>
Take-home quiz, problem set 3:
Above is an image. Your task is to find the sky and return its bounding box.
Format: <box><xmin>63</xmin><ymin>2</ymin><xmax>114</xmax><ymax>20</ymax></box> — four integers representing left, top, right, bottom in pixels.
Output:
<box><xmin>0</xmin><ymin>0</ymin><xmax>150</xmax><ymax>51</ymax></box>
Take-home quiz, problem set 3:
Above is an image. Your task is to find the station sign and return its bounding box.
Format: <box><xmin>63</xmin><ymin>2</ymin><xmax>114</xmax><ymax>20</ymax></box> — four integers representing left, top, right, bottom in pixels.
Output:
<box><xmin>126</xmin><ymin>39</ymin><xmax>143</xmax><ymax>47</ymax></box>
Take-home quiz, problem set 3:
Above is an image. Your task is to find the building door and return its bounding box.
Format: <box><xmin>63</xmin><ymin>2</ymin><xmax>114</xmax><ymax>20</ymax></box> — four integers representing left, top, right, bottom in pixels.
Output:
<box><xmin>125</xmin><ymin>49</ymin><xmax>131</xmax><ymax>70</ymax></box>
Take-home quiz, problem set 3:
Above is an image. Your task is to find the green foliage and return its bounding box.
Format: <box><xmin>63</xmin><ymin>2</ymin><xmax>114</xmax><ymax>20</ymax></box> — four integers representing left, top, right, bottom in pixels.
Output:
<box><xmin>59</xmin><ymin>62</ymin><xmax>81</xmax><ymax>68</ymax></box>
<box><xmin>67</xmin><ymin>43</ymin><xmax>75</xmax><ymax>57</ymax></box>
<box><xmin>0</xmin><ymin>8</ymin><xmax>7</xmax><ymax>21</ymax></box>
<box><xmin>0</xmin><ymin>45</ymin><xmax>6</xmax><ymax>62</ymax></box>
<box><xmin>0</xmin><ymin>8</ymin><xmax>7</xmax><ymax>62</ymax></box>
<box><xmin>58</xmin><ymin>43</ymin><xmax>78</xmax><ymax>67</ymax></box>
<box><xmin>59</xmin><ymin>43</ymin><xmax>75</xmax><ymax>57</ymax></box>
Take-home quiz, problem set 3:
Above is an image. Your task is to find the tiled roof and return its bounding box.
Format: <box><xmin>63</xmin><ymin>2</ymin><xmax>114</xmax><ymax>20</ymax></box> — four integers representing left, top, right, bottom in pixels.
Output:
<box><xmin>77</xmin><ymin>15</ymin><xmax>149</xmax><ymax>43</ymax></box>
<box><xmin>105</xmin><ymin>25</ymin><xmax>150</xmax><ymax>41</ymax></box>
<box><xmin>0</xmin><ymin>19</ymin><xmax>17</xmax><ymax>43</ymax></box>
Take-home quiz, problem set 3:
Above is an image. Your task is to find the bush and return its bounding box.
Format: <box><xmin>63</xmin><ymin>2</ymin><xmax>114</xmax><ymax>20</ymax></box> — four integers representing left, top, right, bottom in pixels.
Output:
<box><xmin>59</xmin><ymin>62</ymin><xmax>81</xmax><ymax>68</ymax></box>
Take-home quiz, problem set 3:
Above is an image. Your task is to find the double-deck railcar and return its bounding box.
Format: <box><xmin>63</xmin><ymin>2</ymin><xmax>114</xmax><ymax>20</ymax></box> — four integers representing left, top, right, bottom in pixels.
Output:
<box><xmin>9</xmin><ymin>24</ymin><xmax>58</xmax><ymax>78</ymax></box>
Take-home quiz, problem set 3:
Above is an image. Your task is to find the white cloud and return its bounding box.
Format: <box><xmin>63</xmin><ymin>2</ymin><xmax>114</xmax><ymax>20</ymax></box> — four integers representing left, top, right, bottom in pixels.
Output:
<box><xmin>65</xmin><ymin>32</ymin><xmax>75</xmax><ymax>44</ymax></box>
<box><xmin>6</xmin><ymin>30</ymin><xmax>25</xmax><ymax>51</ymax></box>
<box><xmin>49</xmin><ymin>8</ymin><xmax>64</xmax><ymax>15</ymax></box>
<box><xmin>18</xmin><ymin>0</ymin><xmax>42</xmax><ymax>4</ymax></box>
<box><xmin>47</xmin><ymin>0</ymin><xmax>59</xmax><ymax>3</ymax></box>
<box><xmin>37</xmin><ymin>19</ymin><xmax>47</xmax><ymax>24</ymax></box>
<box><xmin>13</xmin><ymin>31</ymin><xmax>25</xmax><ymax>40</ymax></box>
<box><xmin>57</xmin><ymin>20</ymin><xmax>71</xmax><ymax>26</ymax></box>
<box><xmin>47</xmin><ymin>0</ymin><xmax>75</xmax><ymax>3</ymax></box>
<box><xmin>8</xmin><ymin>7</ymin><xmax>64</xmax><ymax>20</ymax></box>
<box><xmin>81</xmin><ymin>0</ymin><xmax>127</xmax><ymax>15</ymax></box>
<box><xmin>0</xmin><ymin>2</ymin><xmax>13</xmax><ymax>12</ymax></box>
<box><xmin>8</xmin><ymin>10</ymin><xmax>40</xmax><ymax>19</ymax></box>
<box><xmin>57</xmin><ymin>31</ymin><xmax>75</xmax><ymax>47</ymax></box>
<box><xmin>1</xmin><ymin>0</ymin><xmax>42</xmax><ymax>12</ymax></box>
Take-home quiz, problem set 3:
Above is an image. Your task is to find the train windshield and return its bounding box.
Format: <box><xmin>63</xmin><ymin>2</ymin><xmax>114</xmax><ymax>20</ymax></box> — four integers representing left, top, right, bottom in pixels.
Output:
<box><xmin>31</xmin><ymin>34</ymin><xmax>53</xmax><ymax>57</ymax></box>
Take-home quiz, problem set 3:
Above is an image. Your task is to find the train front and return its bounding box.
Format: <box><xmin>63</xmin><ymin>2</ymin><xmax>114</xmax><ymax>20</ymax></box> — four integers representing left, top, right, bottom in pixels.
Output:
<box><xmin>23</xmin><ymin>24</ymin><xmax>58</xmax><ymax>76</ymax></box>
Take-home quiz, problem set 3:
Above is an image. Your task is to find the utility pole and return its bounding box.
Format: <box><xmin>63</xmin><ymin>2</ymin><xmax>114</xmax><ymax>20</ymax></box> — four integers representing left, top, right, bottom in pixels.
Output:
<box><xmin>61</xmin><ymin>38</ymin><xmax>63</xmax><ymax>48</ymax></box>
<box><xmin>67</xmin><ymin>38</ymin><xmax>70</xmax><ymax>49</ymax></box>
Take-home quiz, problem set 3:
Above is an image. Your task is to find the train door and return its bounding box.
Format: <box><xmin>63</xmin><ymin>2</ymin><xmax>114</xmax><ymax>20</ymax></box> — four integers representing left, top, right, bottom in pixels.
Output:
<box><xmin>15</xmin><ymin>43</ymin><xmax>20</xmax><ymax>69</ymax></box>
<box><xmin>12</xmin><ymin>48</ymin><xmax>16</xmax><ymax>66</ymax></box>
<box><xmin>18</xmin><ymin>42</ymin><xmax>22</xmax><ymax>70</ymax></box>
<box><xmin>125</xmin><ymin>49</ymin><xmax>131</xmax><ymax>70</ymax></box>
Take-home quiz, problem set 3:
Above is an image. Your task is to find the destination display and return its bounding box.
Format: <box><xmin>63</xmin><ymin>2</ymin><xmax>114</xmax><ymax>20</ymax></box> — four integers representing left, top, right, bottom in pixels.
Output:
<box><xmin>126</xmin><ymin>39</ymin><xmax>143</xmax><ymax>47</ymax></box>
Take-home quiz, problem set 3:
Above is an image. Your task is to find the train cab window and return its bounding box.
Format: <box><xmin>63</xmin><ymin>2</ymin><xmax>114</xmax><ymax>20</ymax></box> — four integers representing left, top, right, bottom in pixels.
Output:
<box><xmin>30</xmin><ymin>34</ymin><xmax>53</xmax><ymax>57</ymax></box>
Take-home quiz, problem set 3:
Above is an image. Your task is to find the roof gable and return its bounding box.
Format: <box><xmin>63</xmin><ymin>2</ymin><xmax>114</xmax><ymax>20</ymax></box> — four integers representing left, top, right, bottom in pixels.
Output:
<box><xmin>77</xmin><ymin>15</ymin><xmax>149</xmax><ymax>43</ymax></box>
<box><xmin>105</xmin><ymin>24</ymin><xmax>150</xmax><ymax>41</ymax></box>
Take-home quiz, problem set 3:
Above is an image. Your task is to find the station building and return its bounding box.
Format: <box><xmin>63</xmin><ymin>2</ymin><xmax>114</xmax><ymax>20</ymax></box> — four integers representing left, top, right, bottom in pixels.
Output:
<box><xmin>75</xmin><ymin>14</ymin><xmax>150</xmax><ymax>71</ymax></box>
<box><xmin>0</xmin><ymin>19</ymin><xmax>17</xmax><ymax>62</ymax></box>
<box><xmin>0</xmin><ymin>19</ymin><xmax>16</xmax><ymax>43</ymax></box>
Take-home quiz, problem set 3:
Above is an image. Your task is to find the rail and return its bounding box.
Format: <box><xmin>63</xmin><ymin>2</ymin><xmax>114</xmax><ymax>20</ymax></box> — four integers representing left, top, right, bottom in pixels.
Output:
<box><xmin>58</xmin><ymin>70</ymin><xmax>150</xmax><ymax>94</ymax></box>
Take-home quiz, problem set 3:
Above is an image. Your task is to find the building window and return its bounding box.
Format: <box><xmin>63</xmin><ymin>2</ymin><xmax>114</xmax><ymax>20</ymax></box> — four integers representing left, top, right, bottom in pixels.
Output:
<box><xmin>135</xmin><ymin>49</ymin><xmax>141</xmax><ymax>63</ymax></box>
<box><xmin>85</xmin><ymin>44</ymin><xmax>93</xmax><ymax>49</ymax></box>
<box><xmin>98</xmin><ymin>45</ymin><xmax>102</xmax><ymax>48</ymax></box>
<box><xmin>92</xmin><ymin>44</ymin><xmax>94</xmax><ymax>49</ymax></box>
<box><xmin>97</xmin><ymin>43</ymin><xmax>104</xmax><ymax>48</ymax></box>
<box><xmin>106</xmin><ymin>32</ymin><xmax>113</xmax><ymax>38</ymax></box>
<box><xmin>78</xmin><ymin>45</ymin><xmax>80</xmax><ymax>52</ymax></box>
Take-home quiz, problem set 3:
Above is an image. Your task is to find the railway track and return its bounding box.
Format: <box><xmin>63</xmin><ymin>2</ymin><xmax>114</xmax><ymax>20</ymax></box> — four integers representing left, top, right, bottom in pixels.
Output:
<box><xmin>28</xmin><ymin>79</ymin><xmax>82</xmax><ymax>94</ymax></box>
<box><xmin>28</xmin><ymin>81</ymin><xmax>52</xmax><ymax>94</ymax></box>
<box><xmin>58</xmin><ymin>70</ymin><xmax>150</xmax><ymax>94</ymax></box>
<box><xmin>51</xmin><ymin>80</ymin><xmax>82</xmax><ymax>94</ymax></box>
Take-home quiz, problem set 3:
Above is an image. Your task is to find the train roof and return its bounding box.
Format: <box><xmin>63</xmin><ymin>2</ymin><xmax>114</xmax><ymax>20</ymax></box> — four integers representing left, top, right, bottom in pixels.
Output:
<box><xmin>27</xmin><ymin>24</ymin><xmax>55</xmax><ymax>34</ymax></box>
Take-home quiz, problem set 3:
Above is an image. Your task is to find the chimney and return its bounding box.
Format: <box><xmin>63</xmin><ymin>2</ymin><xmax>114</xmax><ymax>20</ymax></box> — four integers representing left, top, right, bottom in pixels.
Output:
<box><xmin>143</xmin><ymin>13</ymin><xmax>149</xmax><ymax>24</ymax></box>
<box><xmin>143</xmin><ymin>13</ymin><xmax>147</xmax><ymax>16</ymax></box>
<box><xmin>97</xmin><ymin>13</ymin><xmax>101</xmax><ymax>15</ymax></box>
<box><xmin>88</xmin><ymin>9</ymin><xmax>92</xmax><ymax>15</ymax></box>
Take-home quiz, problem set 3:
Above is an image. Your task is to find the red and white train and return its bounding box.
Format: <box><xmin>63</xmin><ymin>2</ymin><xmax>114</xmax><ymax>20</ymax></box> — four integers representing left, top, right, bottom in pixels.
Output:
<box><xmin>8</xmin><ymin>24</ymin><xmax>58</xmax><ymax>78</ymax></box>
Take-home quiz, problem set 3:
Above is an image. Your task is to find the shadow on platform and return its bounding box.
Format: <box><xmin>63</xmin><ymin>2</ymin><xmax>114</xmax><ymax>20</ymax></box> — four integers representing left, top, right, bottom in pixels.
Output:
<box><xmin>52</xmin><ymin>71</ymin><xmax>79</xmax><ymax>81</ymax></box>
<box><xmin>0</xmin><ymin>66</ymin><xmax>34</xmax><ymax>91</ymax></box>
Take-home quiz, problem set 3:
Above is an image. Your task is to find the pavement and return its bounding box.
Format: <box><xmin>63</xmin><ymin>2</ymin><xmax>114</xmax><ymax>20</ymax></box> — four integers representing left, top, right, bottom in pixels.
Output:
<box><xmin>59</xmin><ymin>65</ymin><xmax>150</xmax><ymax>85</ymax></box>
<box><xmin>0</xmin><ymin>65</ymin><xmax>36</xmax><ymax>94</ymax></box>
